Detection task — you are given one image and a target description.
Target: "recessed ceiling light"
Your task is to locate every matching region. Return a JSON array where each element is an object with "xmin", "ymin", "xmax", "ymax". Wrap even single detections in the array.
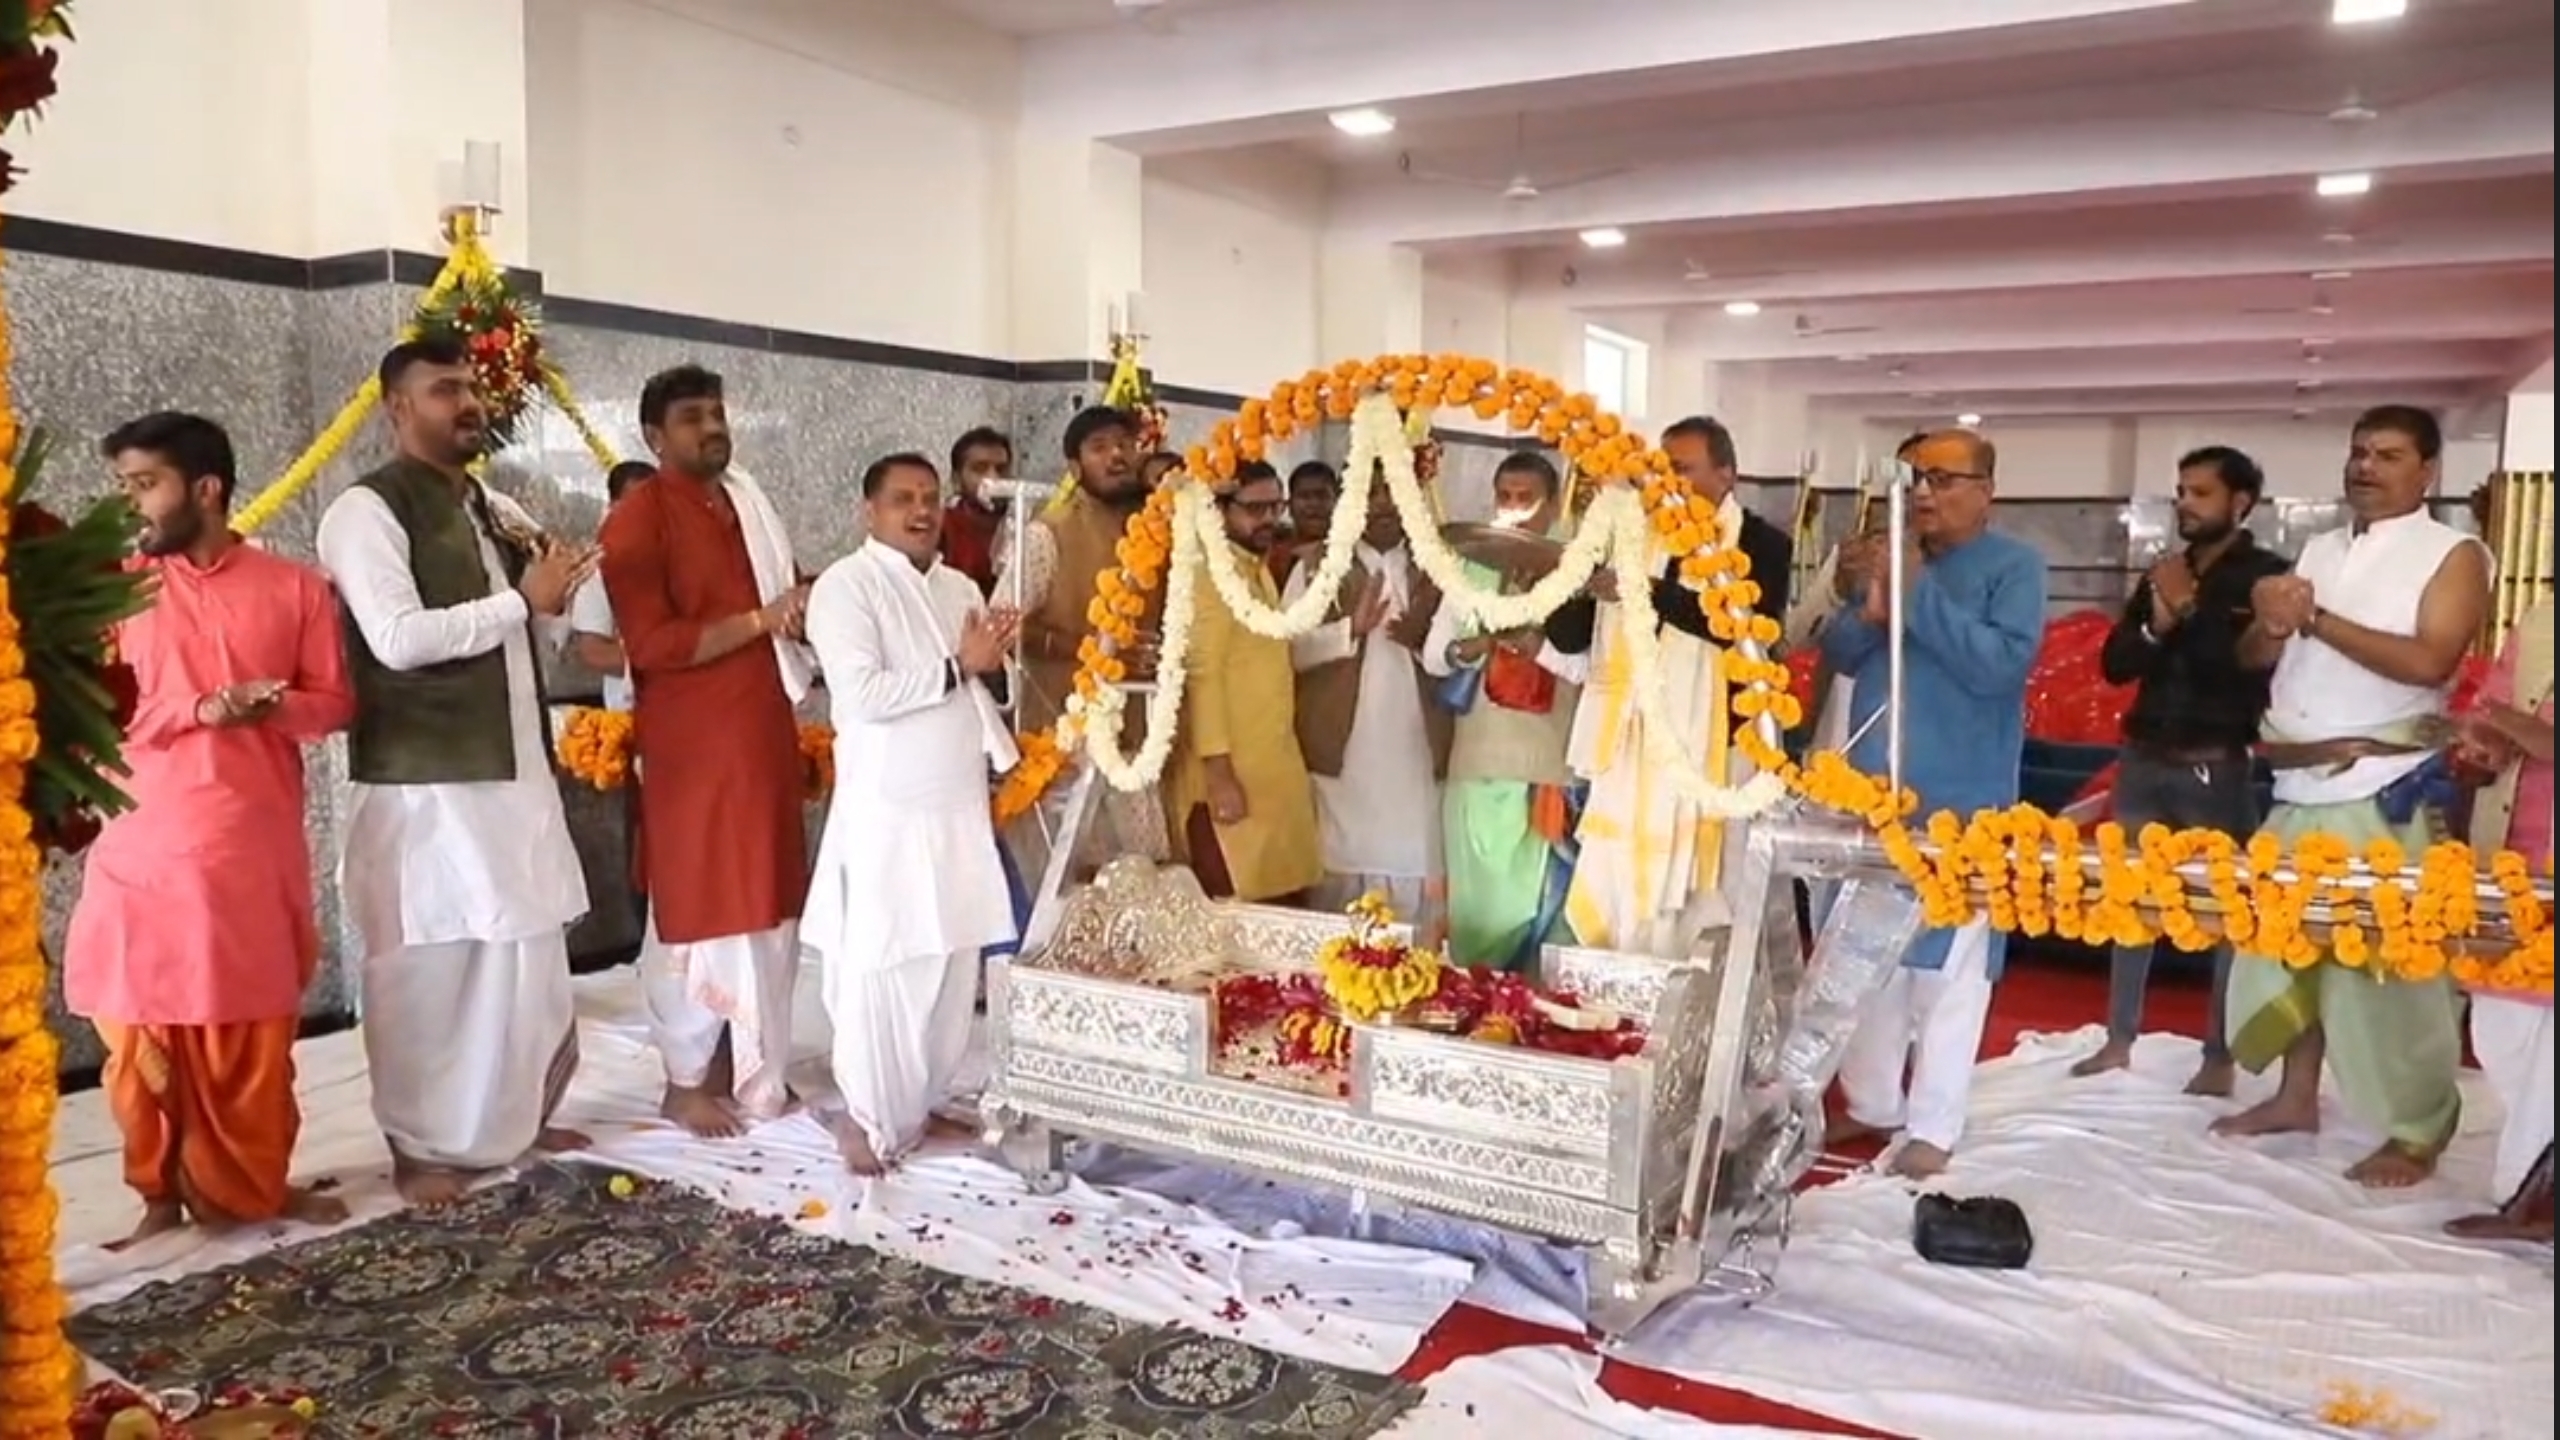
[
  {"xmin": 1837, "ymin": 353, "xmax": 1871, "ymax": 363},
  {"xmin": 1957, "ymin": 413, "xmax": 1983, "ymax": 427},
  {"xmin": 2470, "ymin": 430, "xmax": 2497, "ymax": 441},
  {"xmin": 1327, "ymin": 108, "xmax": 1396, "ymax": 138},
  {"xmin": 2316, "ymin": 172, "xmax": 2373, "ymax": 198},
  {"xmin": 1723, "ymin": 300, "xmax": 1762, "ymax": 317},
  {"xmin": 2331, "ymin": 0, "xmax": 2407, "ymax": 24},
  {"xmin": 2322, "ymin": 230, "xmax": 2359, "ymax": 246},
  {"xmin": 1579, "ymin": 227, "xmax": 1627, "ymax": 249},
  {"xmin": 2303, "ymin": 336, "xmax": 2336, "ymax": 347},
  {"xmin": 2310, "ymin": 269, "xmax": 2356, "ymax": 282}
]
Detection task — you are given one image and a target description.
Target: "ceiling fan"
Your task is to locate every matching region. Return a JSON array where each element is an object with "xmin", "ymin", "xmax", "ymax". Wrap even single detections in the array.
[
  {"xmin": 1398, "ymin": 114, "xmax": 1629, "ymax": 203},
  {"xmin": 1792, "ymin": 312, "xmax": 1879, "ymax": 339},
  {"xmin": 1681, "ymin": 258, "xmax": 1802, "ymax": 284},
  {"xmin": 2243, "ymin": 78, "xmax": 2474, "ymax": 124}
]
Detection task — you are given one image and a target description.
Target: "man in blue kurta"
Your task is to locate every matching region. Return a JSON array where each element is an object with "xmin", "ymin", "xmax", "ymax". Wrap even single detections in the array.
[{"xmin": 1818, "ymin": 430, "xmax": 2049, "ymax": 1178}]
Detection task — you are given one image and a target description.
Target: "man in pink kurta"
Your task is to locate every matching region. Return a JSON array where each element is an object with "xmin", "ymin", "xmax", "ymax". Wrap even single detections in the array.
[{"xmin": 66, "ymin": 413, "xmax": 356, "ymax": 1243}]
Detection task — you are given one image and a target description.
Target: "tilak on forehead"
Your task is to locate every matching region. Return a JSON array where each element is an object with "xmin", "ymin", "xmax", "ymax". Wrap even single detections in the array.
[{"xmin": 1907, "ymin": 433, "xmax": 1987, "ymax": 475}]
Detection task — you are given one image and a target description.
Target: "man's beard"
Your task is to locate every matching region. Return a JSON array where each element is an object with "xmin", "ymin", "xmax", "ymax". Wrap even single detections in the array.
[
  {"xmin": 138, "ymin": 511, "xmax": 202, "ymax": 557},
  {"xmin": 2176, "ymin": 515, "xmax": 2234, "ymax": 545}
]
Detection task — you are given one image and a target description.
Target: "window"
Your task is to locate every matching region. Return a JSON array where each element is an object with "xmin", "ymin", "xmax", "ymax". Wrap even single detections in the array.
[{"xmin": 1581, "ymin": 324, "xmax": 1649, "ymax": 421}]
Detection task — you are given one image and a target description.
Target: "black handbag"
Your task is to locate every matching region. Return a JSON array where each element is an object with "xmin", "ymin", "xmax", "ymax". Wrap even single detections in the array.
[{"xmin": 1912, "ymin": 1192, "xmax": 2034, "ymax": 1270}]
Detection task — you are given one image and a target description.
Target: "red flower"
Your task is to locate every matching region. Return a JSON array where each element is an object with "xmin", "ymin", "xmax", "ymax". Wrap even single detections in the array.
[
  {"xmin": 10, "ymin": 498, "xmax": 66, "ymax": 541},
  {"xmin": 99, "ymin": 661, "xmax": 140, "ymax": 728},
  {"xmin": 0, "ymin": 45, "xmax": 60, "ymax": 117}
]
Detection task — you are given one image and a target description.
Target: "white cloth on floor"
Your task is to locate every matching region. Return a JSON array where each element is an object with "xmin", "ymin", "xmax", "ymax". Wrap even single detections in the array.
[
  {"xmin": 1839, "ymin": 916, "xmax": 1995, "ymax": 1152},
  {"xmin": 2469, "ymin": 993, "xmax": 2554, "ymax": 1199},
  {"xmin": 360, "ymin": 934, "xmax": 576, "ymax": 1171},
  {"xmin": 640, "ymin": 916, "xmax": 800, "ymax": 1117},
  {"xmin": 825, "ymin": 949, "xmax": 979, "ymax": 1156},
  {"xmin": 318, "ymin": 484, "xmax": 590, "ymax": 956}
]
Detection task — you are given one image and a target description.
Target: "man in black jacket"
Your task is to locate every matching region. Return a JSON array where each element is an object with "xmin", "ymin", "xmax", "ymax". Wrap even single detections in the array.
[
  {"xmin": 2073, "ymin": 444, "xmax": 2290, "ymax": 1095},
  {"xmin": 1544, "ymin": 415, "xmax": 1792, "ymax": 957}
]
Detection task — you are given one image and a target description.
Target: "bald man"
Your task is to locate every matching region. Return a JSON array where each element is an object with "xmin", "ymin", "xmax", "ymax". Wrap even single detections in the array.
[{"xmin": 1820, "ymin": 430, "xmax": 2049, "ymax": 1178}]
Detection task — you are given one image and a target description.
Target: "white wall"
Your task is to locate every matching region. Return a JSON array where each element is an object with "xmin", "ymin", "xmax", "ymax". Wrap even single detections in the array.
[
  {"xmin": 11, "ymin": 0, "xmax": 314, "ymax": 255},
  {"xmin": 1811, "ymin": 412, "xmax": 2501, "ymax": 499},
  {"xmin": 2505, "ymin": 360, "xmax": 2555, "ymax": 472},
  {"xmin": 524, "ymin": 0, "xmax": 1016, "ymax": 356},
  {"xmin": 1138, "ymin": 152, "xmax": 1327, "ymax": 397}
]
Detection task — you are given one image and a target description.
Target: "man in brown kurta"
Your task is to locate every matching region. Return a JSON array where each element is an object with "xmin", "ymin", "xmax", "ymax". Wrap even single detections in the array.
[
  {"xmin": 1000, "ymin": 406, "xmax": 1170, "ymax": 863},
  {"xmin": 602, "ymin": 363, "xmax": 813, "ymax": 1137}
]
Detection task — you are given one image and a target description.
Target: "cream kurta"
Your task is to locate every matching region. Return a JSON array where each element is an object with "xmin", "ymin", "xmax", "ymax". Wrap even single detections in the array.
[
  {"xmin": 1167, "ymin": 542, "xmax": 1325, "ymax": 902},
  {"xmin": 1283, "ymin": 544, "xmax": 1443, "ymax": 885}
]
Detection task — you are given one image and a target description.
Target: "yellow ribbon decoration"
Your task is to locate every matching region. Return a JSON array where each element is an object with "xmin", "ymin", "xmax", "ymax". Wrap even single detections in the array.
[{"xmin": 234, "ymin": 212, "xmax": 620, "ymax": 536}]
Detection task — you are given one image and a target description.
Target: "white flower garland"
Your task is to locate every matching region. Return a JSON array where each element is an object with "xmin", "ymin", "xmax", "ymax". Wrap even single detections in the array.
[
  {"xmin": 1059, "ymin": 486, "xmax": 1208, "ymax": 791},
  {"xmin": 1067, "ymin": 391, "xmax": 1786, "ymax": 818}
]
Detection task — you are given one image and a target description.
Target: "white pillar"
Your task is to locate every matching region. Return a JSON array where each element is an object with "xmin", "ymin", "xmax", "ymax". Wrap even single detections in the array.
[{"xmin": 1008, "ymin": 134, "xmax": 1143, "ymax": 361}]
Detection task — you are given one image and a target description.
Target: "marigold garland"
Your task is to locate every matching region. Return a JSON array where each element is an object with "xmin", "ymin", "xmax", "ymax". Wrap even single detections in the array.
[
  {"xmin": 0, "ymin": 38, "xmax": 84, "ymax": 1422},
  {"xmin": 1315, "ymin": 890, "xmax": 1446, "ymax": 1022},
  {"xmin": 551, "ymin": 708, "xmax": 837, "ymax": 803}
]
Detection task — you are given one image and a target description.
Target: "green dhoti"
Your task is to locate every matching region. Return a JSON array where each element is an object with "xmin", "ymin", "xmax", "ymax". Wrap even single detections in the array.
[
  {"xmin": 1442, "ymin": 779, "xmax": 1572, "ymax": 972},
  {"xmin": 2226, "ymin": 798, "xmax": 2464, "ymax": 1150}
]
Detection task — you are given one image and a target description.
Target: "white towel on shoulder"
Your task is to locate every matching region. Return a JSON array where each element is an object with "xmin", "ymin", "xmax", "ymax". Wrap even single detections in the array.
[{"xmin": 725, "ymin": 466, "xmax": 817, "ymax": 702}]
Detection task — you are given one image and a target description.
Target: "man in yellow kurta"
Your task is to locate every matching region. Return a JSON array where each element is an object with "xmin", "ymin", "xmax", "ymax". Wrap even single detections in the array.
[{"xmin": 1168, "ymin": 462, "xmax": 1324, "ymax": 903}]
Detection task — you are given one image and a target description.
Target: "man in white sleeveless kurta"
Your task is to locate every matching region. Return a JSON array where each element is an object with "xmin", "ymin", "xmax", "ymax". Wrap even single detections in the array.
[{"xmin": 2212, "ymin": 406, "xmax": 2491, "ymax": 1189}]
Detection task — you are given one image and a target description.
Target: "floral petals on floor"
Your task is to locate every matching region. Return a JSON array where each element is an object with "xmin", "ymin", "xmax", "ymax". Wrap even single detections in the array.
[{"xmin": 66, "ymin": 1162, "xmax": 1425, "ymax": 1439}]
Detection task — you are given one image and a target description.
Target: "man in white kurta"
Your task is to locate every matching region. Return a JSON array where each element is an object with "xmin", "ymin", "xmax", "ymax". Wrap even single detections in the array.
[
  {"xmin": 316, "ymin": 340, "xmax": 596, "ymax": 1207},
  {"xmin": 803, "ymin": 453, "xmax": 1021, "ymax": 1174},
  {"xmin": 1282, "ymin": 485, "xmax": 1447, "ymax": 927}
]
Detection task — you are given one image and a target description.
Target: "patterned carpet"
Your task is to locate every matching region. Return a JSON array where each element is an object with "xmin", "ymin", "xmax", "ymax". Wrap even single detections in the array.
[{"xmin": 68, "ymin": 1164, "xmax": 1424, "ymax": 1438}]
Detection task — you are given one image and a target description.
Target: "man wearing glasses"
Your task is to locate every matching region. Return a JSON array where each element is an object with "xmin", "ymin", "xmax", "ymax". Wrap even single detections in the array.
[
  {"xmin": 1821, "ymin": 429, "xmax": 2050, "ymax": 1179},
  {"xmin": 1165, "ymin": 461, "xmax": 1323, "ymax": 902}
]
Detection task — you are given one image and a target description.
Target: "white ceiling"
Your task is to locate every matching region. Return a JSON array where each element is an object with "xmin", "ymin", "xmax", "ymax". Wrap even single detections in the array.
[{"xmin": 944, "ymin": 0, "xmax": 2556, "ymax": 427}]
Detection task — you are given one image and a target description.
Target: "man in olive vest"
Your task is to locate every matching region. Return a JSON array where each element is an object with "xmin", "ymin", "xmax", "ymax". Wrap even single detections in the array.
[{"xmin": 315, "ymin": 338, "xmax": 598, "ymax": 1208}]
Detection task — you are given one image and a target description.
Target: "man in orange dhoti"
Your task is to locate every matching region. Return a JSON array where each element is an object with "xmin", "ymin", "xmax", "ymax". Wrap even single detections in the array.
[
  {"xmin": 67, "ymin": 413, "xmax": 357, "ymax": 1241},
  {"xmin": 603, "ymin": 364, "xmax": 814, "ymax": 1136}
]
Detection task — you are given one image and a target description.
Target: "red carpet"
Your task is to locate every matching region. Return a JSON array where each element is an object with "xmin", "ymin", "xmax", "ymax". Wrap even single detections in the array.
[{"xmin": 1391, "ymin": 948, "xmax": 2211, "ymax": 1434}]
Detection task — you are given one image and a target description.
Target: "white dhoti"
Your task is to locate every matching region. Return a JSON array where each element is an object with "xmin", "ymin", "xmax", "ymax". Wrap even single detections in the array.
[
  {"xmin": 823, "ymin": 949, "xmax": 979, "ymax": 1156},
  {"xmin": 640, "ymin": 916, "xmax": 800, "ymax": 1118},
  {"xmin": 361, "ymin": 935, "xmax": 579, "ymax": 1172},
  {"xmin": 1838, "ymin": 918, "xmax": 1995, "ymax": 1153},
  {"xmin": 2470, "ymin": 994, "xmax": 2555, "ymax": 1200}
]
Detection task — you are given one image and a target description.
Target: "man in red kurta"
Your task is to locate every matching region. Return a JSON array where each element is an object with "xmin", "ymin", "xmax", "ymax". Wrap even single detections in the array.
[
  {"xmin": 602, "ymin": 365, "xmax": 813, "ymax": 1136},
  {"xmin": 68, "ymin": 412, "xmax": 356, "ymax": 1241}
]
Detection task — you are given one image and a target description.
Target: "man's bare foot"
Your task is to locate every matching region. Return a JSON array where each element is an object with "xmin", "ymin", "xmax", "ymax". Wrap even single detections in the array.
[
  {"xmin": 660, "ymin": 1085, "xmax": 744, "ymax": 1139},
  {"xmin": 534, "ymin": 1126, "xmax": 593, "ymax": 1154},
  {"xmin": 2346, "ymin": 1140, "xmax": 2437, "ymax": 1190},
  {"xmin": 104, "ymin": 1201, "xmax": 187, "ymax": 1252},
  {"xmin": 2069, "ymin": 1041, "xmax": 2133, "ymax": 1079},
  {"xmin": 2182, "ymin": 1059, "xmax": 2237, "ymax": 1098},
  {"xmin": 2444, "ymin": 1211, "xmax": 2555, "ymax": 1243},
  {"xmin": 829, "ymin": 1117, "xmax": 888, "ymax": 1178},
  {"xmin": 393, "ymin": 1166, "xmax": 477, "ymax": 1210},
  {"xmin": 1891, "ymin": 1141, "xmax": 1952, "ymax": 1180},
  {"xmin": 1824, "ymin": 1115, "xmax": 1891, "ymax": 1149},
  {"xmin": 2209, "ymin": 1096, "xmax": 2319, "ymax": 1139},
  {"xmin": 283, "ymin": 1186, "xmax": 350, "ymax": 1226}
]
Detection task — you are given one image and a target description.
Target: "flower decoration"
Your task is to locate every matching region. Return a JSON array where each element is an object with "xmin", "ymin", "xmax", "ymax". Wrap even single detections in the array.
[
  {"xmin": 553, "ymin": 708, "xmax": 839, "ymax": 804},
  {"xmin": 554, "ymin": 706, "xmax": 635, "ymax": 791},
  {"xmin": 73, "ymin": 1381, "xmax": 319, "ymax": 1439},
  {"xmin": 993, "ymin": 727, "xmax": 1069, "ymax": 824},
  {"xmin": 2, "ymin": 430, "xmax": 149, "ymax": 854},
  {"xmin": 410, "ymin": 266, "xmax": 550, "ymax": 448},
  {"xmin": 1315, "ymin": 890, "xmax": 1446, "ymax": 1022},
  {"xmin": 0, "ymin": 1, "xmax": 72, "ymax": 197},
  {"xmin": 230, "ymin": 211, "xmax": 620, "ymax": 537}
]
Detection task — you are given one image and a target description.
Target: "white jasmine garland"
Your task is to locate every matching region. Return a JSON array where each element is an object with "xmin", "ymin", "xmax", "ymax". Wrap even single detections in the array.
[
  {"xmin": 1061, "ymin": 486, "xmax": 1208, "ymax": 791},
  {"xmin": 1608, "ymin": 517, "xmax": 1790, "ymax": 820}
]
